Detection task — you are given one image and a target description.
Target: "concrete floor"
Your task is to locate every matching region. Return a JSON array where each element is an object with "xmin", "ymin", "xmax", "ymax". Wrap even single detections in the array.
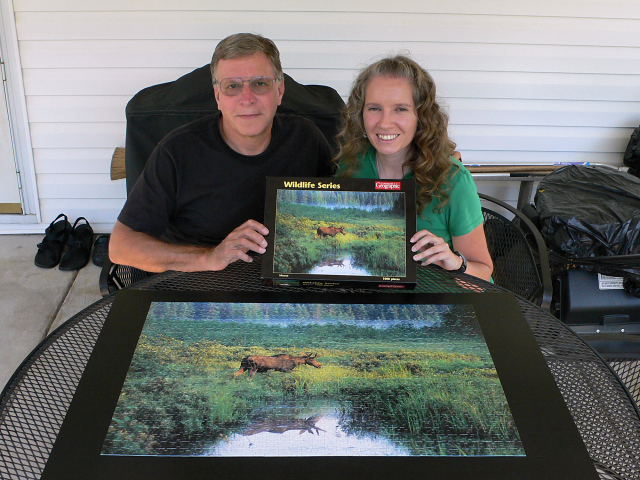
[{"xmin": 0, "ymin": 234, "xmax": 103, "ymax": 393}]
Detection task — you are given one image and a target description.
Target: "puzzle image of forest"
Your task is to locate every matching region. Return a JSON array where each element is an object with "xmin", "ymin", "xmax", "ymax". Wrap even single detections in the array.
[
  {"xmin": 101, "ymin": 302, "xmax": 524, "ymax": 457},
  {"xmin": 273, "ymin": 189, "xmax": 407, "ymax": 277}
]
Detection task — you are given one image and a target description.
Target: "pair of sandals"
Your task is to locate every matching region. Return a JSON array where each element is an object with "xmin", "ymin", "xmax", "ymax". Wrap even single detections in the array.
[{"xmin": 34, "ymin": 214, "xmax": 94, "ymax": 270}]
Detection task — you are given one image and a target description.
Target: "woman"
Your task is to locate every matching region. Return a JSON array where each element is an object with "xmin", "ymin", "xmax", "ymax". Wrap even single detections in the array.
[{"xmin": 334, "ymin": 55, "xmax": 493, "ymax": 281}]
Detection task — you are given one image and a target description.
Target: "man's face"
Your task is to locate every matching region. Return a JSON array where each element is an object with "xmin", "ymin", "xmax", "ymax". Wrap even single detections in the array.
[{"xmin": 214, "ymin": 52, "xmax": 284, "ymax": 155}]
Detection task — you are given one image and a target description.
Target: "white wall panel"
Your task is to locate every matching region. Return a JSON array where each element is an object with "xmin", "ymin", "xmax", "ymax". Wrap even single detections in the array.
[
  {"xmin": 19, "ymin": 40, "xmax": 215, "ymax": 68},
  {"xmin": 25, "ymin": 67, "xmax": 640, "ymax": 103},
  {"xmin": 431, "ymin": 71, "xmax": 640, "ymax": 102},
  {"xmin": 448, "ymin": 125, "xmax": 632, "ymax": 153},
  {"xmin": 22, "ymin": 68, "xmax": 192, "ymax": 95},
  {"xmin": 26, "ymin": 96, "xmax": 129, "ymax": 123},
  {"xmin": 33, "ymin": 149, "xmax": 114, "ymax": 174},
  {"xmin": 448, "ymin": 99, "xmax": 640, "ymax": 128},
  {"xmin": 19, "ymin": 40, "xmax": 640, "ymax": 76},
  {"xmin": 36, "ymin": 174, "xmax": 122, "ymax": 199},
  {"xmin": 39, "ymin": 197, "xmax": 126, "ymax": 234},
  {"xmin": 15, "ymin": 11, "xmax": 640, "ymax": 47},
  {"xmin": 37, "ymin": 174, "xmax": 127, "ymax": 231},
  {"xmin": 29, "ymin": 123, "xmax": 124, "ymax": 149},
  {"xmin": 12, "ymin": 0, "xmax": 640, "ymax": 19},
  {"xmin": 6, "ymin": 2, "xmax": 639, "ymax": 230}
]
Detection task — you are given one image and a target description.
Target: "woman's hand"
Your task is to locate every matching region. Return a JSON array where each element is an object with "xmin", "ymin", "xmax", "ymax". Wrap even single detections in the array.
[
  {"xmin": 410, "ymin": 229, "xmax": 463, "ymax": 271},
  {"xmin": 410, "ymin": 225, "xmax": 494, "ymax": 281}
]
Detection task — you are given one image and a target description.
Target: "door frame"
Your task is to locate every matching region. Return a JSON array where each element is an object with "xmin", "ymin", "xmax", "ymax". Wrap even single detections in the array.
[{"xmin": 0, "ymin": 0, "xmax": 40, "ymax": 225}]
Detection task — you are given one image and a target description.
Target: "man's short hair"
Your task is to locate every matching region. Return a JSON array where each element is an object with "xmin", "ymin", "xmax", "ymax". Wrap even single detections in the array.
[{"xmin": 210, "ymin": 33, "xmax": 283, "ymax": 83}]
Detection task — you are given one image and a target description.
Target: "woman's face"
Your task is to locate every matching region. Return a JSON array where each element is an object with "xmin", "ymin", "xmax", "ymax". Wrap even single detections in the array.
[{"xmin": 362, "ymin": 75, "xmax": 418, "ymax": 162}]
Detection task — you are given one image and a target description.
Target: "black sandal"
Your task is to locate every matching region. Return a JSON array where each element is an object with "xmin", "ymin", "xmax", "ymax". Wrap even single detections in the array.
[
  {"xmin": 35, "ymin": 214, "xmax": 72, "ymax": 268},
  {"xmin": 59, "ymin": 217, "xmax": 94, "ymax": 271}
]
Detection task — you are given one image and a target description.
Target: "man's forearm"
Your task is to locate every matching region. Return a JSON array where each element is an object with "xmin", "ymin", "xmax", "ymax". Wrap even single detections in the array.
[{"xmin": 109, "ymin": 221, "xmax": 211, "ymax": 273}]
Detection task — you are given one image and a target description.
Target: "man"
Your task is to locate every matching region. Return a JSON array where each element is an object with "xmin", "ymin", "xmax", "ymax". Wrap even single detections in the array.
[{"xmin": 109, "ymin": 33, "xmax": 333, "ymax": 272}]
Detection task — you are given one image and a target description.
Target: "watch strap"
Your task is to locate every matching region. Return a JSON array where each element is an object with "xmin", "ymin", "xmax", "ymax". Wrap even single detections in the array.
[{"xmin": 452, "ymin": 250, "xmax": 467, "ymax": 273}]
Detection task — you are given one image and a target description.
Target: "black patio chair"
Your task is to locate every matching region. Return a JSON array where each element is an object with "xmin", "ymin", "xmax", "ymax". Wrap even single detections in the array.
[
  {"xmin": 478, "ymin": 193, "xmax": 553, "ymax": 312},
  {"xmin": 100, "ymin": 65, "xmax": 345, "ymax": 296}
]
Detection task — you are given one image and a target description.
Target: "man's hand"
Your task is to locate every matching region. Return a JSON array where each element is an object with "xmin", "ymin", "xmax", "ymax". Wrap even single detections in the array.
[
  {"xmin": 109, "ymin": 220, "xmax": 269, "ymax": 273},
  {"xmin": 205, "ymin": 220, "xmax": 269, "ymax": 270}
]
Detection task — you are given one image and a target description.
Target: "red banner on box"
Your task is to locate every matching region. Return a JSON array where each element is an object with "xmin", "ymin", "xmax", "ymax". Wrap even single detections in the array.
[{"xmin": 375, "ymin": 181, "xmax": 402, "ymax": 190}]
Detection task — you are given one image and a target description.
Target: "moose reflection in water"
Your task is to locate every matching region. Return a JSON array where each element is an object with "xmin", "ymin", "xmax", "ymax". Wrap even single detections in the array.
[
  {"xmin": 318, "ymin": 257, "xmax": 345, "ymax": 268},
  {"xmin": 241, "ymin": 415, "xmax": 326, "ymax": 436},
  {"xmin": 273, "ymin": 189, "xmax": 407, "ymax": 277},
  {"xmin": 309, "ymin": 255, "xmax": 371, "ymax": 276},
  {"xmin": 235, "ymin": 353, "xmax": 322, "ymax": 378}
]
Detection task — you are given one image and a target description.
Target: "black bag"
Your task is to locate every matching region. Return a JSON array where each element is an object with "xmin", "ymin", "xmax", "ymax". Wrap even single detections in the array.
[
  {"xmin": 624, "ymin": 124, "xmax": 640, "ymax": 178},
  {"xmin": 535, "ymin": 165, "xmax": 640, "ymax": 258},
  {"xmin": 124, "ymin": 66, "xmax": 345, "ymax": 194}
]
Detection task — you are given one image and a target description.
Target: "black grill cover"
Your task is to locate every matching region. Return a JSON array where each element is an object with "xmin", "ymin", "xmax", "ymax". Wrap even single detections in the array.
[
  {"xmin": 535, "ymin": 165, "xmax": 640, "ymax": 258},
  {"xmin": 124, "ymin": 65, "xmax": 345, "ymax": 194}
]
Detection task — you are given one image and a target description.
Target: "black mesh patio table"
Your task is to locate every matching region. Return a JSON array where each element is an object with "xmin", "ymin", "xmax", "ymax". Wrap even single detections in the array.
[{"xmin": 1, "ymin": 260, "xmax": 639, "ymax": 480}]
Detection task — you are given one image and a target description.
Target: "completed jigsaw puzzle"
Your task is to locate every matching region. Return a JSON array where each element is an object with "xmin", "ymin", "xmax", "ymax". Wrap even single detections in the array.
[{"xmin": 101, "ymin": 301, "xmax": 524, "ymax": 457}]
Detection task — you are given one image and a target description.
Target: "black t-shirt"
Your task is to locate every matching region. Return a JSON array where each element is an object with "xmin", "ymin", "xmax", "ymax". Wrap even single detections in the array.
[{"xmin": 118, "ymin": 112, "xmax": 333, "ymax": 246}]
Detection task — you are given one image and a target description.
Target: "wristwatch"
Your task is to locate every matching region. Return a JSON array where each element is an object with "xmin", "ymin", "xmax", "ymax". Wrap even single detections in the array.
[{"xmin": 452, "ymin": 251, "xmax": 467, "ymax": 274}]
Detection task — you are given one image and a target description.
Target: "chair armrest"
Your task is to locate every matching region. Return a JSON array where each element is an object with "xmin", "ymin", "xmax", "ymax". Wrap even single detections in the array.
[
  {"xmin": 99, "ymin": 258, "xmax": 114, "ymax": 296},
  {"xmin": 99, "ymin": 257, "xmax": 156, "ymax": 296}
]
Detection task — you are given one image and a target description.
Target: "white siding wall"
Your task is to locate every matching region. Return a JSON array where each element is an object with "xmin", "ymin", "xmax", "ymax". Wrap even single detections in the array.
[{"xmin": 10, "ymin": 0, "xmax": 640, "ymax": 232}]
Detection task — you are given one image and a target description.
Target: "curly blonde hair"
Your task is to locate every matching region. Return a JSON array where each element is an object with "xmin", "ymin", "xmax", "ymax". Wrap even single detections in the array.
[{"xmin": 333, "ymin": 55, "xmax": 457, "ymax": 214}]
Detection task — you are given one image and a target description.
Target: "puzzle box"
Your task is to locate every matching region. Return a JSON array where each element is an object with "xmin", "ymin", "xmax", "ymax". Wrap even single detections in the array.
[{"xmin": 261, "ymin": 177, "xmax": 417, "ymax": 289}]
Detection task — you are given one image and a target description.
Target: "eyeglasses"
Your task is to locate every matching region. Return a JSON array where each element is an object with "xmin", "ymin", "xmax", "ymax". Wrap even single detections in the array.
[{"xmin": 215, "ymin": 76, "xmax": 281, "ymax": 96}]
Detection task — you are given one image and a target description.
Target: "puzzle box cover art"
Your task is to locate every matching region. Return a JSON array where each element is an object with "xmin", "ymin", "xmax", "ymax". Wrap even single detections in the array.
[{"xmin": 261, "ymin": 177, "xmax": 417, "ymax": 289}]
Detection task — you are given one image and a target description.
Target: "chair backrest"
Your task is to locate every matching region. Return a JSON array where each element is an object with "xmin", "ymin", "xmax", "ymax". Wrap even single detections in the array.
[
  {"xmin": 479, "ymin": 193, "xmax": 552, "ymax": 311},
  {"xmin": 124, "ymin": 66, "xmax": 345, "ymax": 193}
]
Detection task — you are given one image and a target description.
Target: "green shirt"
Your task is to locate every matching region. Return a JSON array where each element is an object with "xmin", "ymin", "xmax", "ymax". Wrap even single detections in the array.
[{"xmin": 338, "ymin": 147, "xmax": 484, "ymax": 248}]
